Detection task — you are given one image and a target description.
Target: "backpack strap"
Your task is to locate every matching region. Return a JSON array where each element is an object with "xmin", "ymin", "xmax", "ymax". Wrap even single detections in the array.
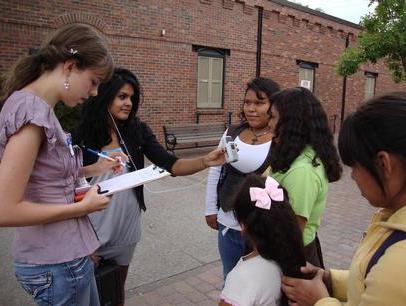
[
  {"xmin": 226, "ymin": 122, "xmax": 249, "ymax": 139},
  {"xmin": 365, "ymin": 230, "xmax": 406, "ymax": 278},
  {"xmin": 225, "ymin": 121, "xmax": 272, "ymax": 174}
]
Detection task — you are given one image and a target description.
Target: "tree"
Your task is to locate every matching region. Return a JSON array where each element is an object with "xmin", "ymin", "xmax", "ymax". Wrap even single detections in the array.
[
  {"xmin": 54, "ymin": 102, "xmax": 83, "ymax": 132},
  {"xmin": 336, "ymin": 0, "xmax": 406, "ymax": 83}
]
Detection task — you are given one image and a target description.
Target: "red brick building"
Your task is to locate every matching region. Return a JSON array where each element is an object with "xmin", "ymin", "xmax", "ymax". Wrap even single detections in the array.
[{"xmin": 1, "ymin": 0, "xmax": 405, "ymax": 140}]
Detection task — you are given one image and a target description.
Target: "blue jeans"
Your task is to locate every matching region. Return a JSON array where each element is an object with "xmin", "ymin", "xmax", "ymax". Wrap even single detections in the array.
[
  {"xmin": 14, "ymin": 256, "xmax": 100, "ymax": 306},
  {"xmin": 218, "ymin": 223, "xmax": 246, "ymax": 280}
]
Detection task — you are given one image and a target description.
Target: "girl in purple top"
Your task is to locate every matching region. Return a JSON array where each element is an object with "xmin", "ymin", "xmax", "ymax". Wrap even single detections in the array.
[{"xmin": 0, "ymin": 24, "xmax": 120, "ymax": 305}]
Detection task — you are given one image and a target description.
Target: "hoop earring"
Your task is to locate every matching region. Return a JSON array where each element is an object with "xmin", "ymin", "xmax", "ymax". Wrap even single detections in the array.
[{"xmin": 64, "ymin": 76, "xmax": 70, "ymax": 90}]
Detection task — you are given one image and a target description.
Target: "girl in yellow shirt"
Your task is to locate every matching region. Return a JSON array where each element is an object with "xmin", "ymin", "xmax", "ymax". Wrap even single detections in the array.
[{"xmin": 282, "ymin": 92, "xmax": 406, "ymax": 306}]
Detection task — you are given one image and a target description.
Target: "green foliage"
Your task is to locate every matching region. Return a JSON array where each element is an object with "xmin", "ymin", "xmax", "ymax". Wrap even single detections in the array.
[
  {"xmin": 337, "ymin": 0, "xmax": 406, "ymax": 83},
  {"xmin": 336, "ymin": 47, "xmax": 364, "ymax": 76},
  {"xmin": 54, "ymin": 102, "xmax": 83, "ymax": 132}
]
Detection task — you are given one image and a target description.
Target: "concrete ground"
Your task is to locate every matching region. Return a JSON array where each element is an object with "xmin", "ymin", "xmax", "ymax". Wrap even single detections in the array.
[
  {"xmin": 0, "ymin": 148, "xmax": 375, "ymax": 306},
  {"xmin": 124, "ymin": 159, "xmax": 375, "ymax": 306}
]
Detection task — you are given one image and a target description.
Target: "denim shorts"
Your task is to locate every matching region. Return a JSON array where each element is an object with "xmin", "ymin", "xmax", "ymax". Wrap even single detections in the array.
[
  {"xmin": 218, "ymin": 223, "xmax": 246, "ymax": 280},
  {"xmin": 14, "ymin": 256, "xmax": 100, "ymax": 306}
]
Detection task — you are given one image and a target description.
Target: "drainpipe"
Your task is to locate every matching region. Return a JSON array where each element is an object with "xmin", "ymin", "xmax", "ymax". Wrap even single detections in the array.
[
  {"xmin": 340, "ymin": 33, "xmax": 350, "ymax": 127},
  {"xmin": 256, "ymin": 7, "xmax": 263, "ymax": 78}
]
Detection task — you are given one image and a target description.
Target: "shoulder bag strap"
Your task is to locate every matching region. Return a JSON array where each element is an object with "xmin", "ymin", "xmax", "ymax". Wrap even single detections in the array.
[{"xmin": 365, "ymin": 230, "xmax": 406, "ymax": 278}]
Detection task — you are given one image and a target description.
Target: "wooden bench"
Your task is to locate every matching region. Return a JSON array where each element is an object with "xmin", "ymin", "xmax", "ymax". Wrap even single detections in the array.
[{"xmin": 163, "ymin": 122, "xmax": 227, "ymax": 154}]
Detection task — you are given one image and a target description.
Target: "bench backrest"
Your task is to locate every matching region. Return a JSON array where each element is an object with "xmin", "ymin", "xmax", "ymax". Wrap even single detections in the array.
[{"xmin": 163, "ymin": 123, "xmax": 226, "ymax": 137}]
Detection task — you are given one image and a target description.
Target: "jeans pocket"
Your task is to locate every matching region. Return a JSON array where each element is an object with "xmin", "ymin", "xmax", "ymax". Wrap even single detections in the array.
[
  {"xmin": 69, "ymin": 256, "xmax": 92, "ymax": 281},
  {"xmin": 15, "ymin": 271, "xmax": 52, "ymax": 303}
]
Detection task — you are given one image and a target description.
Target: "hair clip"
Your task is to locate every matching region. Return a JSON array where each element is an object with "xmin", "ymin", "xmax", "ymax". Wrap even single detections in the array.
[
  {"xmin": 249, "ymin": 177, "xmax": 284, "ymax": 210},
  {"xmin": 69, "ymin": 48, "xmax": 78, "ymax": 55}
]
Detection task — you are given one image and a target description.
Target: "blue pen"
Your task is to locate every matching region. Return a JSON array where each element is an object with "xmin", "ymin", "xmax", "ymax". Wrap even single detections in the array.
[
  {"xmin": 66, "ymin": 136, "xmax": 75, "ymax": 157},
  {"xmin": 85, "ymin": 147, "xmax": 126, "ymax": 167}
]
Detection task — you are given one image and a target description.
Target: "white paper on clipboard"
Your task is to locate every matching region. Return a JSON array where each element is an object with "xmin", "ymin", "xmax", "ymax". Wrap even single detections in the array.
[{"xmin": 97, "ymin": 164, "xmax": 170, "ymax": 196}]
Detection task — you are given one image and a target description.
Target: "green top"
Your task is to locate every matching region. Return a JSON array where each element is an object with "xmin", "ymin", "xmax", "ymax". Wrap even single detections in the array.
[{"xmin": 271, "ymin": 146, "xmax": 328, "ymax": 246}]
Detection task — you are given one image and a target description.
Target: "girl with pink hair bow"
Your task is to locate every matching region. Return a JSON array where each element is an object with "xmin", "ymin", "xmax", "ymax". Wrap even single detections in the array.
[{"xmin": 219, "ymin": 174, "xmax": 308, "ymax": 306}]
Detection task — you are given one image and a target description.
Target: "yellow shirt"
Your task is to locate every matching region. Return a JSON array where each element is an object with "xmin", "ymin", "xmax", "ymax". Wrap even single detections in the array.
[{"xmin": 316, "ymin": 205, "xmax": 406, "ymax": 306}]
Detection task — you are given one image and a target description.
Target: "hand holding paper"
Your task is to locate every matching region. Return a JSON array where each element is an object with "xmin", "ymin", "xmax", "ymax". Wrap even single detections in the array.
[
  {"xmin": 96, "ymin": 164, "xmax": 170, "ymax": 196},
  {"xmin": 77, "ymin": 185, "xmax": 111, "ymax": 213},
  {"xmin": 74, "ymin": 165, "xmax": 170, "ymax": 200}
]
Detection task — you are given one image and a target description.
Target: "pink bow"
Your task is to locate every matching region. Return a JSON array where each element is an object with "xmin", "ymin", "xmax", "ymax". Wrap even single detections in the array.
[{"xmin": 249, "ymin": 177, "xmax": 284, "ymax": 210}]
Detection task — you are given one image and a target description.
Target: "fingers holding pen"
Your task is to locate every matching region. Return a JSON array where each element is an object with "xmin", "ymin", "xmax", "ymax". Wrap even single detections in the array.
[
  {"xmin": 108, "ymin": 151, "xmax": 128, "ymax": 174},
  {"xmin": 81, "ymin": 145, "xmax": 127, "ymax": 173}
]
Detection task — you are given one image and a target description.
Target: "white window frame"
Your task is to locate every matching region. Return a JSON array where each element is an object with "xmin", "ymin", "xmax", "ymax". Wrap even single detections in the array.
[
  {"xmin": 297, "ymin": 60, "xmax": 318, "ymax": 92},
  {"xmin": 193, "ymin": 46, "xmax": 228, "ymax": 109},
  {"xmin": 197, "ymin": 55, "xmax": 223, "ymax": 108}
]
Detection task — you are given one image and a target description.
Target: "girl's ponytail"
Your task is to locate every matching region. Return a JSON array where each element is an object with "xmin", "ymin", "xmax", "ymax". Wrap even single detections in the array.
[
  {"xmin": 1, "ymin": 54, "xmax": 43, "ymax": 104},
  {"xmin": 1, "ymin": 23, "xmax": 113, "ymax": 105}
]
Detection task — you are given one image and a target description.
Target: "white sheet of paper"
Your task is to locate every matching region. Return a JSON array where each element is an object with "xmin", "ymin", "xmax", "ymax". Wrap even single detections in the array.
[{"xmin": 97, "ymin": 164, "xmax": 171, "ymax": 196}]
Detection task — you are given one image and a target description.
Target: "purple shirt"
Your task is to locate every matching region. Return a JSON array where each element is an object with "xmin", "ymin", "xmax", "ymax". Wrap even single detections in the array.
[{"xmin": 0, "ymin": 91, "xmax": 99, "ymax": 264}]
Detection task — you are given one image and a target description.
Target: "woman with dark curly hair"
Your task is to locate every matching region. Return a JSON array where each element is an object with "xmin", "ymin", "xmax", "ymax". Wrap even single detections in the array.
[
  {"xmin": 268, "ymin": 87, "xmax": 342, "ymax": 268},
  {"xmin": 219, "ymin": 174, "xmax": 307, "ymax": 306}
]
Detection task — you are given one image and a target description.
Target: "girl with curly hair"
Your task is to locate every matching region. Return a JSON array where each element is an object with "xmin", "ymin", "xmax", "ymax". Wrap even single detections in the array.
[
  {"xmin": 268, "ymin": 87, "xmax": 342, "ymax": 267},
  {"xmin": 219, "ymin": 174, "xmax": 307, "ymax": 306}
]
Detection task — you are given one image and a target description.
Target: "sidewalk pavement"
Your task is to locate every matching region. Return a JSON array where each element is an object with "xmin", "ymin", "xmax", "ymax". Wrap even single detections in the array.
[
  {"xmin": 0, "ymin": 148, "xmax": 376, "ymax": 306},
  {"xmin": 125, "ymin": 160, "xmax": 375, "ymax": 306}
]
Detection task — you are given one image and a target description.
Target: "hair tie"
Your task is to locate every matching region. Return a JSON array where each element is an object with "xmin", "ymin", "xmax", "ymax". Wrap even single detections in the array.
[{"xmin": 249, "ymin": 177, "xmax": 284, "ymax": 210}]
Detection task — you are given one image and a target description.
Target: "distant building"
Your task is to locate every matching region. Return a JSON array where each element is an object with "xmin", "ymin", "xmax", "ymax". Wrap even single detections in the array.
[{"xmin": 1, "ymin": 0, "xmax": 405, "ymax": 139}]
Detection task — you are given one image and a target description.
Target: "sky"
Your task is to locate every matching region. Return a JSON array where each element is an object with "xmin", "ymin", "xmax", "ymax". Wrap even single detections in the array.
[{"xmin": 289, "ymin": 0, "xmax": 377, "ymax": 24}]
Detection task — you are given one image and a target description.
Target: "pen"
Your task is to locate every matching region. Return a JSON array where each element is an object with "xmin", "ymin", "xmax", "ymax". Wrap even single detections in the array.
[
  {"xmin": 66, "ymin": 136, "xmax": 75, "ymax": 157},
  {"xmin": 85, "ymin": 147, "xmax": 127, "ymax": 167}
]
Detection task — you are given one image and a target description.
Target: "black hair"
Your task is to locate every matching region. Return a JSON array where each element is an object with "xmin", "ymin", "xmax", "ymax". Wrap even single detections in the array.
[
  {"xmin": 338, "ymin": 92, "xmax": 406, "ymax": 191},
  {"xmin": 233, "ymin": 174, "xmax": 306, "ymax": 306},
  {"xmin": 269, "ymin": 87, "xmax": 342, "ymax": 182},
  {"xmin": 239, "ymin": 77, "xmax": 281, "ymax": 121},
  {"xmin": 73, "ymin": 67, "xmax": 142, "ymax": 150}
]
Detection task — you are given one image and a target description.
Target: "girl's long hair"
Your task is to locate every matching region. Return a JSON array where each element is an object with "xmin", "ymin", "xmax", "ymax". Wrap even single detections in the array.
[
  {"xmin": 233, "ymin": 174, "xmax": 307, "ymax": 306},
  {"xmin": 1, "ymin": 23, "xmax": 113, "ymax": 104},
  {"xmin": 270, "ymin": 87, "xmax": 342, "ymax": 182}
]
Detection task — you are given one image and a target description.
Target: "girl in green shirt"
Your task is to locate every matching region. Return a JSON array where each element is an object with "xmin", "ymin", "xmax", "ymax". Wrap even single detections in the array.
[{"xmin": 268, "ymin": 87, "xmax": 342, "ymax": 267}]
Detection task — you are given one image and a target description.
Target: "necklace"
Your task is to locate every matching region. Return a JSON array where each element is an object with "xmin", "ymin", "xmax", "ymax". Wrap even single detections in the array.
[{"xmin": 250, "ymin": 127, "xmax": 271, "ymax": 145}]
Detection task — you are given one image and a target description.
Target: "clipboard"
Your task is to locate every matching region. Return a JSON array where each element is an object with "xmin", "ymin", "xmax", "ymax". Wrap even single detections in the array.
[{"xmin": 96, "ymin": 164, "xmax": 171, "ymax": 196}]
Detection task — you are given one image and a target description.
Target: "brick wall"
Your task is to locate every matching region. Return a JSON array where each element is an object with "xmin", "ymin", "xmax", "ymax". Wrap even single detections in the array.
[{"xmin": 1, "ymin": 0, "xmax": 405, "ymax": 140}]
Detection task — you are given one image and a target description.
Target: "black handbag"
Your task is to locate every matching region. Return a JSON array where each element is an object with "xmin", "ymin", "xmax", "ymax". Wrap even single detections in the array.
[
  {"xmin": 217, "ymin": 166, "xmax": 247, "ymax": 212},
  {"xmin": 94, "ymin": 258, "xmax": 123, "ymax": 306}
]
